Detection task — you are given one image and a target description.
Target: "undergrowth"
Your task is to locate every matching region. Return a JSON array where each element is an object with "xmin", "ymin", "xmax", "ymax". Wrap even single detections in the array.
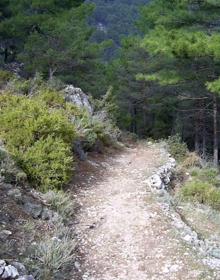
[{"xmin": 0, "ymin": 75, "xmax": 119, "ymax": 191}]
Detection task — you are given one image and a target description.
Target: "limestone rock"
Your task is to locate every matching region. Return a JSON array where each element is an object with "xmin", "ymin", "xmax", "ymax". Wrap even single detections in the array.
[
  {"xmin": 64, "ymin": 85, "xmax": 93, "ymax": 114},
  {"xmin": 23, "ymin": 201, "xmax": 43, "ymax": 219},
  {"xmin": 146, "ymin": 157, "xmax": 176, "ymax": 191},
  {"xmin": 0, "ymin": 230, "xmax": 12, "ymax": 241},
  {"xmin": 17, "ymin": 276, "xmax": 35, "ymax": 280},
  {"xmin": 0, "ymin": 260, "xmax": 6, "ymax": 276},
  {"xmin": 1, "ymin": 265, "xmax": 19, "ymax": 279},
  {"xmin": 7, "ymin": 188, "xmax": 22, "ymax": 203},
  {"xmin": 11, "ymin": 262, "xmax": 27, "ymax": 276},
  {"xmin": 210, "ymin": 248, "xmax": 220, "ymax": 259},
  {"xmin": 41, "ymin": 207, "xmax": 54, "ymax": 221}
]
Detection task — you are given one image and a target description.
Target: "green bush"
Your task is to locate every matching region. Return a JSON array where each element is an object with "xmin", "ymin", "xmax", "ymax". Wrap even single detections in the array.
[
  {"xmin": 190, "ymin": 167, "xmax": 220, "ymax": 186},
  {"xmin": 0, "ymin": 70, "xmax": 12, "ymax": 87},
  {"xmin": 0, "ymin": 93, "xmax": 76, "ymax": 190},
  {"xmin": 20, "ymin": 137, "xmax": 73, "ymax": 191},
  {"xmin": 36, "ymin": 89, "xmax": 66, "ymax": 108},
  {"xmin": 29, "ymin": 227, "xmax": 75, "ymax": 280},
  {"xmin": 43, "ymin": 190, "xmax": 74, "ymax": 221},
  {"xmin": 167, "ymin": 134, "xmax": 188, "ymax": 162},
  {"xmin": 180, "ymin": 180, "xmax": 220, "ymax": 210}
]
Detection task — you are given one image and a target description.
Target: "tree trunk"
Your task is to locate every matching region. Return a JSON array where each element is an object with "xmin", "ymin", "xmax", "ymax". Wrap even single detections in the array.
[
  {"xmin": 213, "ymin": 95, "xmax": 218, "ymax": 167},
  {"xmin": 202, "ymin": 126, "xmax": 206, "ymax": 159},
  {"xmin": 195, "ymin": 116, "xmax": 200, "ymax": 153},
  {"xmin": 49, "ymin": 68, "xmax": 56, "ymax": 80},
  {"xmin": 4, "ymin": 48, "xmax": 8, "ymax": 63}
]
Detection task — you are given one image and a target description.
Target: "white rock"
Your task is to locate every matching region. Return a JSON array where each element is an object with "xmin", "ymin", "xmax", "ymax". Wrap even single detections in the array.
[
  {"xmin": 147, "ymin": 174, "xmax": 164, "ymax": 190},
  {"xmin": 0, "ymin": 260, "xmax": 6, "ymax": 275},
  {"xmin": 1, "ymin": 265, "xmax": 19, "ymax": 279},
  {"xmin": 64, "ymin": 85, "xmax": 93, "ymax": 114}
]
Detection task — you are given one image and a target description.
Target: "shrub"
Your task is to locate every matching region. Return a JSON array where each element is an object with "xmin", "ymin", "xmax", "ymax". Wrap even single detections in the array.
[
  {"xmin": 0, "ymin": 70, "xmax": 12, "ymax": 88},
  {"xmin": 29, "ymin": 228, "xmax": 75, "ymax": 280},
  {"xmin": 190, "ymin": 167, "xmax": 220, "ymax": 186},
  {"xmin": 167, "ymin": 134, "xmax": 188, "ymax": 162},
  {"xmin": 36, "ymin": 89, "xmax": 66, "ymax": 108},
  {"xmin": 20, "ymin": 137, "xmax": 73, "ymax": 191},
  {"xmin": 181, "ymin": 152, "xmax": 202, "ymax": 168},
  {"xmin": 180, "ymin": 180, "xmax": 220, "ymax": 210},
  {"xmin": 5, "ymin": 77, "xmax": 31, "ymax": 95},
  {"xmin": 43, "ymin": 190, "xmax": 74, "ymax": 221},
  {"xmin": 0, "ymin": 93, "xmax": 76, "ymax": 190}
]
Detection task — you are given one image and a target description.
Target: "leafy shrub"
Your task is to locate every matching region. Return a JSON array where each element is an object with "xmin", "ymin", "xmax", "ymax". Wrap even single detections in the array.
[
  {"xmin": 5, "ymin": 77, "xmax": 32, "ymax": 95},
  {"xmin": 43, "ymin": 190, "xmax": 74, "ymax": 221},
  {"xmin": 167, "ymin": 134, "xmax": 188, "ymax": 162},
  {"xmin": 36, "ymin": 89, "xmax": 66, "ymax": 108},
  {"xmin": 180, "ymin": 180, "xmax": 220, "ymax": 210},
  {"xmin": 0, "ymin": 70, "xmax": 12, "ymax": 88},
  {"xmin": 0, "ymin": 93, "xmax": 76, "ymax": 190},
  {"xmin": 20, "ymin": 137, "xmax": 73, "ymax": 191}
]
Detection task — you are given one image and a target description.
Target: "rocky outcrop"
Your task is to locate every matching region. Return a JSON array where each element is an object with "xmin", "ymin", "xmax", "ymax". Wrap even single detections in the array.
[{"xmin": 64, "ymin": 85, "xmax": 93, "ymax": 114}]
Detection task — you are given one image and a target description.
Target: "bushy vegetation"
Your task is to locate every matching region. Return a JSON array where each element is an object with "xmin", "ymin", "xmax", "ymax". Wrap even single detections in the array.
[
  {"xmin": 29, "ymin": 227, "xmax": 76, "ymax": 280},
  {"xmin": 43, "ymin": 190, "xmax": 74, "ymax": 221},
  {"xmin": 0, "ymin": 92, "xmax": 75, "ymax": 190},
  {"xmin": 190, "ymin": 167, "xmax": 220, "ymax": 187},
  {"xmin": 180, "ymin": 180, "xmax": 220, "ymax": 211},
  {"xmin": 167, "ymin": 135, "xmax": 188, "ymax": 162},
  {"xmin": 0, "ymin": 75, "xmax": 119, "ymax": 190}
]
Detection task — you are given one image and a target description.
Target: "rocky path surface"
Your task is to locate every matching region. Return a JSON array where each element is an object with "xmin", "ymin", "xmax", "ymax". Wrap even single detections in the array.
[{"xmin": 72, "ymin": 143, "xmax": 219, "ymax": 280}]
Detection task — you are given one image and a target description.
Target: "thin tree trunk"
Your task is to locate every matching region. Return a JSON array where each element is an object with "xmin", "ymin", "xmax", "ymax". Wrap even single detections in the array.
[
  {"xmin": 49, "ymin": 68, "xmax": 56, "ymax": 80},
  {"xmin": 195, "ymin": 116, "xmax": 200, "ymax": 153},
  {"xmin": 213, "ymin": 95, "xmax": 218, "ymax": 167},
  {"xmin": 202, "ymin": 126, "xmax": 206, "ymax": 159}
]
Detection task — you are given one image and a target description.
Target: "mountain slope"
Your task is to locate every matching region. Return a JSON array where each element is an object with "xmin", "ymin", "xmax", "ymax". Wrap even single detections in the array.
[{"xmin": 86, "ymin": 0, "xmax": 149, "ymax": 58}]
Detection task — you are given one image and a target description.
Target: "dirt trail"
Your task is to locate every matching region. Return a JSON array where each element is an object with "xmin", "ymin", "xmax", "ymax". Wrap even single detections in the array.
[{"xmin": 72, "ymin": 143, "xmax": 218, "ymax": 280}]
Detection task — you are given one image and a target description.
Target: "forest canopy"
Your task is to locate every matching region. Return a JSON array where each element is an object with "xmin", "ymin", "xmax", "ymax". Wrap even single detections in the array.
[{"xmin": 1, "ymin": 0, "xmax": 220, "ymax": 165}]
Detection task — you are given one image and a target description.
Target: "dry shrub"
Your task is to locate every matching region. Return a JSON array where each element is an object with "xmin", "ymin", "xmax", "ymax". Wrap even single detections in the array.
[{"xmin": 182, "ymin": 152, "xmax": 202, "ymax": 168}]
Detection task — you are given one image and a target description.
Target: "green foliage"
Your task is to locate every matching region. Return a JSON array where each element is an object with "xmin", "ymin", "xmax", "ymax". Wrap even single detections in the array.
[
  {"xmin": 0, "ymin": 70, "xmax": 12, "ymax": 87},
  {"xmin": 20, "ymin": 137, "xmax": 73, "ymax": 191},
  {"xmin": 87, "ymin": 0, "xmax": 150, "ymax": 59},
  {"xmin": 43, "ymin": 190, "xmax": 74, "ymax": 221},
  {"xmin": 0, "ymin": 92, "xmax": 76, "ymax": 190},
  {"xmin": 180, "ymin": 180, "xmax": 220, "ymax": 210},
  {"xmin": 167, "ymin": 135, "xmax": 188, "ymax": 161},
  {"xmin": 29, "ymin": 226, "xmax": 76, "ymax": 280},
  {"xmin": 190, "ymin": 167, "xmax": 220, "ymax": 186}
]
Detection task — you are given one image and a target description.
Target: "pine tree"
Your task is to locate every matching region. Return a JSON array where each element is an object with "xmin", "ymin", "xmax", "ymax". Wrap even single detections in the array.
[{"xmin": 138, "ymin": 0, "xmax": 220, "ymax": 165}]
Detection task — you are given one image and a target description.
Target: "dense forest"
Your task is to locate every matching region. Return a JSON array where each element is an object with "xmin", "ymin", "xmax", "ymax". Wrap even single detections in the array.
[
  {"xmin": 86, "ymin": 0, "xmax": 149, "ymax": 58},
  {"xmin": 1, "ymin": 0, "xmax": 220, "ymax": 165}
]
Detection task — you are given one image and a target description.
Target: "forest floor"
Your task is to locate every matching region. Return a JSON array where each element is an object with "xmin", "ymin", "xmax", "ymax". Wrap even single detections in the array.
[{"xmin": 71, "ymin": 142, "xmax": 219, "ymax": 280}]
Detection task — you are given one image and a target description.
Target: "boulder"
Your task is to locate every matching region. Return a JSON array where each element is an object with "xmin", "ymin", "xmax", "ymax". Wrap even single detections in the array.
[
  {"xmin": 0, "ymin": 230, "xmax": 12, "ymax": 241},
  {"xmin": 11, "ymin": 262, "xmax": 27, "ymax": 276},
  {"xmin": 64, "ymin": 85, "xmax": 93, "ymax": 114},
  {"xmin": 23, "ymin": 201, "xmax": 43, "ymax": 219},
  {"xmin": 17, "ymin": 276, "xmax": 35, "ymax": 280},
  {"xmin": 41, "ymin": 207, "xmax": 54, "ymax": 221},
  {"xmin": 7, "ymin": 188, "xmax": 22, "ymax": 203},
  {"xmin": 1, "ymin": 265, "xmax": 19, "ymax": 279},
  {"xmin": 0, "ymin": 260, "xmax": 6, "ymax": 276}
]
